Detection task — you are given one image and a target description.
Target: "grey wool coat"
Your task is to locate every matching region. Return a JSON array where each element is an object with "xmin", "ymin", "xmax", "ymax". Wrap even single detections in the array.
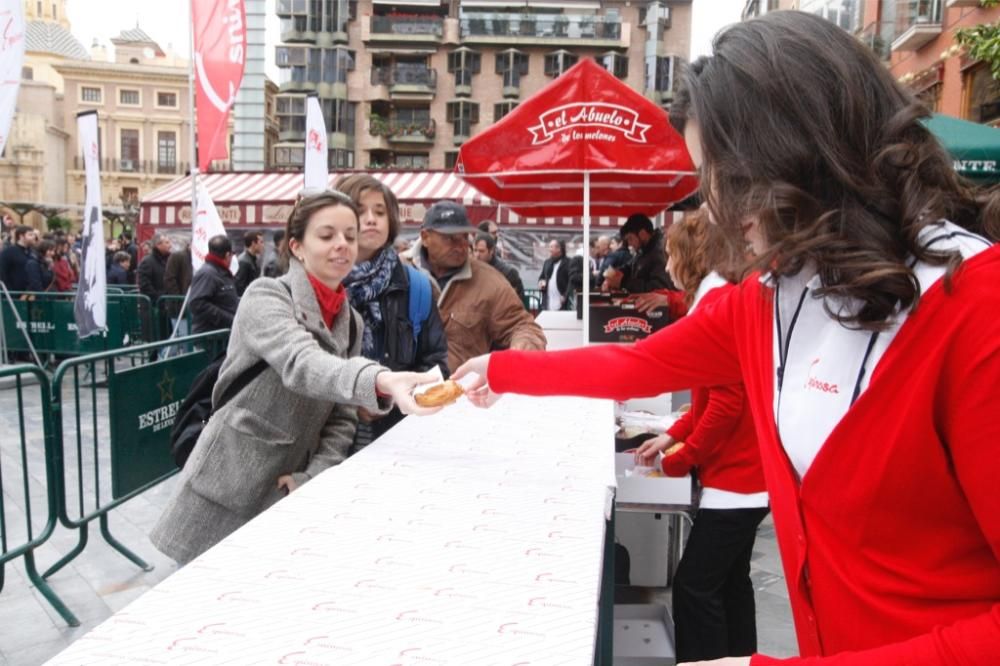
[{"xmin": 150, "ymin": 260, "xmax": 389, "ymax": 564}]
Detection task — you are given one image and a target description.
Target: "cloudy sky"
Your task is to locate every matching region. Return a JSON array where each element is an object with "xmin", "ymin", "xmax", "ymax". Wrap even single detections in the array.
[{"xmin": 67, "ymin": 0, "xmax": 744, "ymax": 80}]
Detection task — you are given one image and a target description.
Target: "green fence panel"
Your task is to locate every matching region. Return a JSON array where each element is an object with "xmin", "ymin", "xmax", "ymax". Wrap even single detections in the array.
[
  {"xmin": 108, "ymin": 350, "xmax": 209, "ymax": 499},
  {"xmin": 0, "ymin": 365, "xmax": 79, "ymax": 626}
]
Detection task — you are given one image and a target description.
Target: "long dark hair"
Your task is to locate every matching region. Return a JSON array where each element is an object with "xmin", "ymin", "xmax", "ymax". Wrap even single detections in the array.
[{"xmin": 672, "ymin": 10, "xmax": 999, "ymax": 330}]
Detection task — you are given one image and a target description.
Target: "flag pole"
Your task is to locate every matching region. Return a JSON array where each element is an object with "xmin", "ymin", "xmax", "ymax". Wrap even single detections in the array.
[
  {"xmin": 582, "ymin": 171, "xmax": 590, "ymax": 346},
  {"xmin": 167, "ymin": 1, "xmax": 199, "ymax": 343}
]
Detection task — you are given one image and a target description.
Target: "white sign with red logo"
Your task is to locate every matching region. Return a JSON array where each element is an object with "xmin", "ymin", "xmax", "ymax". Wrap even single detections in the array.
[
  {"xmin": 192, "ymin": 0, "xmax": 247, "ymax": 171},
  {"xmin": 0, "ymin": 0, "xmax": 26, "ymax": 157},
  {"xmin": 304, "ymin": 95, "xmax": 328, "ymax": 190},
  {"xmin": 192, "ymin": 181, "xmax": 238, "ymax": 273}
]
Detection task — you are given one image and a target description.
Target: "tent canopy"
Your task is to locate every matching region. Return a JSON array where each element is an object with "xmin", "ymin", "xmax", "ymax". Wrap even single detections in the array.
[
  {"xmin": 138, "ymin": 169, "xmax": 626, "ymax": 233},
  {"xmin": 923, "ymin": 113, "xmax": 1000, "ymax": 183},
  {"xmin": 456, "ymin": 57, "xmax": 699, "ymax": 218}
]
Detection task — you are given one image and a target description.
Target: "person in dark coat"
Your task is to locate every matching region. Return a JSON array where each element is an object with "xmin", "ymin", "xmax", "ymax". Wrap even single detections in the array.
[
  {"xmin": 0, "ymin": 225, "xmax": 38, "ymax": 292},
  {"xmin": 538, "ymin": 239, "xmax": 571, "ymax": 310},
  {"xmin": 137, "ymin": 234, "xmax": 172, "ymax": 302},
  {"xmin": 189, "ymin": 235, "xmax": 239, "ymax": 334},
  {"xmin": 336, "ymin": 174, "xmax": 450, "ymax": 449},
  {"xmin": 25, "ymin": 240, "xmax": 55, "ymax": 292},
  {"xmin": 473, "ymin": 232, "xmax": 524, "ymax": 303},
  {"xmin": 610, "ymin": 213, "xmax": 676, "ymax": 293},
  {"xmin": 234, "ymin": 231, "xmax": 264, "ymax": 296},
  {"xmin": 107, "ymin": 251, "xmax": 131, "ymax": 285}
]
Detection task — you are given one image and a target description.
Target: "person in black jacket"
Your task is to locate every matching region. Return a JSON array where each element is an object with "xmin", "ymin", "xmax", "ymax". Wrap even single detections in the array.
[
  {"xmin": 473, "ymin": 232, "xmax": 524, "ymax": 303},
  {"xmin": 107, "ymin": 251, "xmax": 131, "ymax": 285},
  {"xmin": 234, "ymin": 231, "xmax": 264, "ymax": 296},
  {"xmin": 608, "ymin": 213, "xmax": 676, "ymax": 293},
  {"xmin": 25, "ymin": 240, "xmax": 55, "ymax": 292},
  {"xmin": 336, "ymin": 174, "xmax": 450, "ymax": 450},
  {"xmin": 189, "ymin": 235, "xmax": 239, "ymax": 334},
  {"xmin": 137, "ymin": 234, "xmax": 172, "ymax": 302},
  {"xmin": 0, "ymin": 225, "xmax": 38, "ymax": 291},
  {"xmin": 538, "ymin": 239, "xmax": 571, "ymax": 310}
]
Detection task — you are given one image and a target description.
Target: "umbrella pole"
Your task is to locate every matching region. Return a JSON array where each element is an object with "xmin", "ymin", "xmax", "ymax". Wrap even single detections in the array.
[{"xmin": 582, "ymin": 172, "xmax": 590, "ymax": 346}]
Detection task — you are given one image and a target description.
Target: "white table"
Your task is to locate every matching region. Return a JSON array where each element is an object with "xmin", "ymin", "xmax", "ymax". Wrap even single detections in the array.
[{"xmin": 46, "ymin": 395, "xmax": 616, "ymax": 666}]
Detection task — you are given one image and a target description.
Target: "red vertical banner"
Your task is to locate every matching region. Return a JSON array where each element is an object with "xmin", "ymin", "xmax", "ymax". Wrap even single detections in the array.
[{"xmin": 191, "ymin": 0, "xmax": 246, "ymax": 172}]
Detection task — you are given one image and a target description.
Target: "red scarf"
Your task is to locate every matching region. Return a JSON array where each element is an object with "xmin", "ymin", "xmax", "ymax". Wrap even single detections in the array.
[
  {"xmin": 306, "ymin": 272, "xmax": 346, "ymax": 329},
  {"xmin": 205, "ymin": 253, "xmax": 230, "ymax": 271}
]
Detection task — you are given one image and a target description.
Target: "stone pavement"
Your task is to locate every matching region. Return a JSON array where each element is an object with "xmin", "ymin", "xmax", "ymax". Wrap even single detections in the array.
[{"xmin": 0, "ymin": 377, "xmax": 796, "ymax": 665}]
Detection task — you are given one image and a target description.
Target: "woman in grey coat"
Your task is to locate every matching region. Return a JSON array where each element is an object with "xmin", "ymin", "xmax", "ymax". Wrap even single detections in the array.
[{"xmin": 151, "ymin": 191, "xmax": 439, "ymax": 564}]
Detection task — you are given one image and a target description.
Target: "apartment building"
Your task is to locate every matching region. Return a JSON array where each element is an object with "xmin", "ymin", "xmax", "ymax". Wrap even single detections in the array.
[{"xmin": 272, "ymin": 0, "xmax": 693, "ymax": 171}]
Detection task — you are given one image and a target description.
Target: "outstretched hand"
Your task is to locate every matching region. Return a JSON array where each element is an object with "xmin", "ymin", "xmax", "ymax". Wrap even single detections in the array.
[
  {"xmin": 375, "ymin": 369, "xmax": 444, "ymax": 416},
  {"xmin": 633, "ymin": 291, "xmax": 670, "ymax": 314},
  {"xmin": 451, "ymin": 354, "xmax": 502, "ymax": 408}
]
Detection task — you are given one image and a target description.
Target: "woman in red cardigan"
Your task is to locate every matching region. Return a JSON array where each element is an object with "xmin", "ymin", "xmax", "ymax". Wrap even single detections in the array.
[
  {"xmin": 634, "ymin": 213, "xmax": 769, "ymax": 662},
  {"xmin": 454, "ymin": 11, "xmax": 1000, "ymax": 666}
]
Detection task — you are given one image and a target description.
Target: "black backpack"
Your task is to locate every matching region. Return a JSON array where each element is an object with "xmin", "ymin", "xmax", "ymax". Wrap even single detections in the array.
[{"xmin": 169, "ymin": 288, "xmax": 357, "ymax": 468}]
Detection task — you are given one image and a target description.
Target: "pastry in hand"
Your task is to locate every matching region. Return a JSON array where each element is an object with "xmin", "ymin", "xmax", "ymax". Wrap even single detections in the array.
[
  {"xmin": 664, "ymin": 442, "xmax": 686, "ymax": 457},
  {"xmin": 414, "ymin": 380, "xmax": 465, "ymax": 407}
]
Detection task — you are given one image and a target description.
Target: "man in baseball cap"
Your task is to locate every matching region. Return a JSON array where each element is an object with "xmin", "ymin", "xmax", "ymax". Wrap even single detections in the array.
[{"xmin": 412, "ymin": 201, "xmax": 545, "ymax": 371}]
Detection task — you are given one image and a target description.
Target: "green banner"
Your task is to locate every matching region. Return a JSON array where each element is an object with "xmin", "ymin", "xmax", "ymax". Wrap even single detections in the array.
[
  {"xmin": 1, "ymin": 297, "xmax": 129, "ymax": 354},
  {"xmin": 108, "ymin": 350, "xmax": 209, "ymax": 499}
]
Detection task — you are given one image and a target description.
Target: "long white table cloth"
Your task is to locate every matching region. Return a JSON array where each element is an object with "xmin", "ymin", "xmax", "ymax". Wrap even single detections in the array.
[{"xmin": 46, "ymin": 394, "xmax": 616, "ymax": 666}]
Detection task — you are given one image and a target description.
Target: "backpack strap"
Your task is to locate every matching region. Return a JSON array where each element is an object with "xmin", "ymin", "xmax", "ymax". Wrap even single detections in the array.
[{"xmin": 404, "ymin": 264, "xmax": 432, "ymax": 342}]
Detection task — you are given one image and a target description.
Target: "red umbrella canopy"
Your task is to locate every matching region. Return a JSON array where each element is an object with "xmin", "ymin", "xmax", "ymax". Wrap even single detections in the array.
[{"xmin": 456, "ymin": 57, "xmax": 699, "ymax": 219}]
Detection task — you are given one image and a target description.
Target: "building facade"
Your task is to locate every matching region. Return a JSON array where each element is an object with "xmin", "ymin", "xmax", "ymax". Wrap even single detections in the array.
[{"xmin": 272, "ymin": 0, "xmax": 693, "ymax": 171}]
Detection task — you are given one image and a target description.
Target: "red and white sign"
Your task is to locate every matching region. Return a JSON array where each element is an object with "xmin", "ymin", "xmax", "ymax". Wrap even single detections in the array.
[
  {"xmin": 192, "ymin": 0, "xmax": 246, "ymax": 172},
  {"xmin": 192, "ymin": 181, "xmax": 237, "ymax": 273},
  {"xmin": 529, "ymin": 103, "xmax": 650, "ymax": 146}
]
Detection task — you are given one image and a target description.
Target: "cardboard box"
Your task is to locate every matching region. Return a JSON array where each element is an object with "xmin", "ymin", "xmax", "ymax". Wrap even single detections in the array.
[
  {"xmin": 613, "ymin": 603, "xmax": 676, "ymax": 665},
  {"xmin": 576, "ymin": 293, "xmax": 672, "ymax": 343},
  {"xmin": 615, "ymin": 453, "xmax": 693, "ymax": 506}
]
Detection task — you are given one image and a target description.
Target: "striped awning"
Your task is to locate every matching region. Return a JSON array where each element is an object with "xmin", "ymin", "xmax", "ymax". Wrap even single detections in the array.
[{"xmin": 139, "ymin": 170, "xmax": 622, "ymax": 230}]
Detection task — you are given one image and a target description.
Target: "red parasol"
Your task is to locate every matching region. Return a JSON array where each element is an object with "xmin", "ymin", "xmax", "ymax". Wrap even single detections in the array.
[{"xmin": 456, "ymin": 57, "xmax": 699, "ymax": 343}]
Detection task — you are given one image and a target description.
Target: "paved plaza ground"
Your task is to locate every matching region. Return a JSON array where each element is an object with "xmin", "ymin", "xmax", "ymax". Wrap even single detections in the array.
[{"xmin": 0, "ymin": 374, "xmax": 796, "ymax": 665}]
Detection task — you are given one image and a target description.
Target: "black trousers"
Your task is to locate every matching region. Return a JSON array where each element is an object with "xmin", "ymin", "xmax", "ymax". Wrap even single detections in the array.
[{"xmin": 673, "ymin": 506, "xmax": 770, "ymax": 663}]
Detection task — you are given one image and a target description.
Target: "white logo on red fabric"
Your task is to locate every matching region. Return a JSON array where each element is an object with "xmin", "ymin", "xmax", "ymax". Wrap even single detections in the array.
[
  {"xmin": 603, "ymin": 316, "xmax": 653, "ymax": 335},
  {"xmin": 529, "ymin": 103, "xmax": 651, "ymax": 145},
  {"xmin": 804, "ymin": 358, "xmax": 840, "ymax": 394}
]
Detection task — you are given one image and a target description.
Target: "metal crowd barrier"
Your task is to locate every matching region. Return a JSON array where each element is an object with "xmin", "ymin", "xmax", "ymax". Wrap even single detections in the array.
[
  {"xmin": 0, "ymin": 365, "xmax": 79, "ymax": 626},
  {"xmin": 523, "ymin": 287, "xmax": 543, "ymax": 314},
  {"xmin": 42, "ymin": 331, "xmax": 230, "ymax": 583}
]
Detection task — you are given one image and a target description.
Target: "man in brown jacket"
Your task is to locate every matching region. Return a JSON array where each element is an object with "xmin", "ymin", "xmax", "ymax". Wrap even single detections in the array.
[{"xmin": 411, "ymin": 201, "xmax": 546, "ymax": 371}]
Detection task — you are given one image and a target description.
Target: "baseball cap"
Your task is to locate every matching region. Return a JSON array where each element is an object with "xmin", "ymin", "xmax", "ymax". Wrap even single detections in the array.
[{"xmin": 422, "ymin": 201, "xmax": 478, "ymax": 234}]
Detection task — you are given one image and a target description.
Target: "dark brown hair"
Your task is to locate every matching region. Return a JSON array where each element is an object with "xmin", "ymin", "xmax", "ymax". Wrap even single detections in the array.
[
  {"xmin": 666, "ymin": 210, "xmax": 736, "ymax": 307},
  {"xmin": 334, "ymin": 174, "xmax": 401, "ymax": 246},
  {"xmin": 282, "ymin": 190, "xmax": 359, "ymax": 264},
  {"xmin": 672, "ymin": 10, "xmax": 999, "ymax": 330}
]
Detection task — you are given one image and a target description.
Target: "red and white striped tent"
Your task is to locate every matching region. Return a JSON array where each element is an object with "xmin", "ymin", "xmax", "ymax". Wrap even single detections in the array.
[{"xmin": 138, "ymin": 170, "xmax": 623, "ymax": 244}]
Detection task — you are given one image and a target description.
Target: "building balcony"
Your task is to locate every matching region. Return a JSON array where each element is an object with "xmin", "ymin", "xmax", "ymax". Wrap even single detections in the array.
[
  {"xmin": 858, "ymin": 22, "xmax": 891, "ymax": 61},
  {"xmin": 71, "ymin": 157, "xmax": 191, "ymax": 175},
  {"xmin": 276, "ymin": 0, "xmax": 307, "ymax": 18},
  {"xmin": 945, "ymin": 0, "xmax": 979, "ymax": 6},
  {"xmin": 460, "ymin": 14, "xmax": 626, "ymax": 47},
  {"xmin": 371, "ymin": 66, "xmax": 437, "ymax": 98},
  {"xmin": 891, "ymin": 0, "xmax": 943, "ymax": 52},
  {"xmin": 364, "ymin": 15, "xmax": 444, "ymax": 44},
  {"xmin": 369, "ymin": 117, "xmax": 437, "ymax": 144}
]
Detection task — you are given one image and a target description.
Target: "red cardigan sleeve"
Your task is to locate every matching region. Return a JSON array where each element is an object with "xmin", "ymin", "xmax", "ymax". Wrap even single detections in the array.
[
  {"xmin": 666, "ymin": 409, "xmax": 694, "ymax": 443},
  {"xmin": 488, "ymin": 286, "xmax": 744, "ymax": 400},
  {"xmin": 754, "ymin": 260, "xmax": 1000, "ymax": 665},
  {"xmin": 663, "ymin": 382, "xmax": 744, "ymax": 476}
]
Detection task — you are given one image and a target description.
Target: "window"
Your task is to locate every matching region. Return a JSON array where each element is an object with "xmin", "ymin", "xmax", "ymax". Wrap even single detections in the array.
[
  {"xmin": 157, "ymin": 132, "xmax": 177, "ymax": 173},
  {"xmin": 274, "ymin": 145, "xmax": 305, "ymax": 167},
  {"xmin": 120, "ymin": 129, "xmax": 140, "ymax": 171},
  {"xmin": 647, "ymin": 55, "xmax": 681, "ymax": 94},
  {"xmin": 446, "ymin": 101, "xmax": 479, "ymax": 138},
  {"xmin": 599, "ymin": 53, "xmax": 628, "ymax": 79},
  {"xmin": 448, "ymin": 49, "xmax": 481, "ymax": 89},
  {"xmin": 119, "ymin": 89, "xmax": 140, "ymax": 105},
  {"xmin": 277, "ymin": 95, "xmax": 307, "ymax": 134},
  {"xmin": 21, "ymin": 66, "xmax": 32, "ymax": 80},
  {"xmin": 122, "ymin": 187, "xmax": 139, "ymax": 204},
  {"xmin": 965, "ymin": 63, "xmax": 1000, "ymax": 125},
  {"xmin": 329, "ymin": 148, "xmax": 354, "ymax": 169},
  {"xmin": 52, "ymin": 2, "xmax": 56, "ymax": 19},
  {"xmin": 81, "ymin": 86, "xmax": 102, "ymax": 103},
  {"xmin": 495, "ymin": 50, "xmax": 529, "ymax": 89},
  {"xmin": 494, "ymin": 101, "xmax": 517, "ymax": 122},
  {"xmin": 544, "ymin": 51, "xmax": 577, "ymax": 77},
  {"xmin": 444, "ymin": 151, "xmax": 458, "ymax": 169},
  {"xmin": 36, "ymin": 1, "xmax": 41, "ymax": 15},
  {"xmin": 322, "ymin": 47, "xmax": 355, "ymax": 84},
  {"xmin": 157, "ymin": 91, "xmax": 178, "ymax": 108},
  {"xmin": 129, "ymin": 57, "xmax": 140, "ymax": 64},
  {"xmin": 321, "ymin": 99, "xmax": 356, "ymax": 135},
  {"xmin": 395, "ymin": 153, "xmax": 429, "ymax": 168}
]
